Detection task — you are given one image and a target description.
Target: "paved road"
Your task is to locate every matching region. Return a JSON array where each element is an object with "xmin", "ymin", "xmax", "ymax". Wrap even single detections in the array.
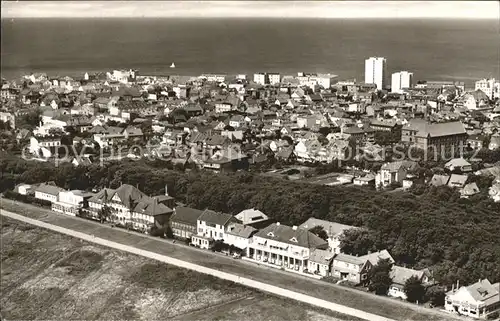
[{"xmin": 0, "ymin": 198, "xmax": 460, "ymax": 321}]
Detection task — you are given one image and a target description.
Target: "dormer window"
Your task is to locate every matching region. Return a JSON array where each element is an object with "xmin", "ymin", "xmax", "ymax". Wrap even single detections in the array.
[
  {"xmin": 290, "ymin": 237, "xmax": 298, "ymax": 242},
  {"xmin": 267, "ymin": 232, "xmax": 275, "ymax": 237}
]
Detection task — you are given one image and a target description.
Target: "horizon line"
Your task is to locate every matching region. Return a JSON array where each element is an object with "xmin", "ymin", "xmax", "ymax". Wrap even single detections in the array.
[{"xmin": 3, "ymin": 16, "xmax": 500, "ymax": 20}]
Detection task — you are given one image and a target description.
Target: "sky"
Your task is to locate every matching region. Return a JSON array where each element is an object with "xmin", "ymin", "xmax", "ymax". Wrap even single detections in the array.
[{"xmin": 1, "ymin": 1, "xmax": 499, "ymax": 19}]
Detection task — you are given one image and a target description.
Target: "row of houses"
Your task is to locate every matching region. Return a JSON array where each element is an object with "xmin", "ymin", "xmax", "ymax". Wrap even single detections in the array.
[{"xmin": 13, "ymin": 181, "xmax": 500, "ymax": 318}]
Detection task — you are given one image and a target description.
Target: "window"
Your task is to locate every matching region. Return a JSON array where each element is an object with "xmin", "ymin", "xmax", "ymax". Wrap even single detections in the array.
[
  {"xmin": 267, "ymin": 232, "xmax": 275, "ymax": 237},
  {"xmin": 290, "ymin": 237, "xmax": 298, "ymax": 243},
  {"xmin": 219, "ymin": 232, "xmax": 223, "ymax": 238}
]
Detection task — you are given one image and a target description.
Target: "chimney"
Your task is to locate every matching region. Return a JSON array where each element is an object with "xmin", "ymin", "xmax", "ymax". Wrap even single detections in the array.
[
  {"xmin": 165, "ymin": 184, "xmax": 169, "ymax": 196},
  {"xmin": 457, "ymin": 280, "xmax": 460, "ymax": 289},
  {"xmin": 292, "ymin": 225, "xmax": 297, "ymax": 230},
  {"xmin": 276, "ymin": 222, "xmax": 280, "ymax": 226}
]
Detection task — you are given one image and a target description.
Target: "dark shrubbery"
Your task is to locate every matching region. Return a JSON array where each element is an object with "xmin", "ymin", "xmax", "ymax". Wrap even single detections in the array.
[{"xmin": 3, "ymin": 190, "xmax": 52, "ymax": 207}]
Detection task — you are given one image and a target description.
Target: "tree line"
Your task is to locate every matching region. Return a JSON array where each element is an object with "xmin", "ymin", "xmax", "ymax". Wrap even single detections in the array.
[{"xmin": 1, "ymin": 153, "xmax": 499, "ymax": 287}]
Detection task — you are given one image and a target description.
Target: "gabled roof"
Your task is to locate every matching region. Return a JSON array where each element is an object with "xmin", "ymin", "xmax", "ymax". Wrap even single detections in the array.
[
  {"xmin": 360, "ymin": 250, "xmax": 395, "ymax": 266},
  {"xmin": 235, "ymin": 209, "xmax": 269, "ymax": 225},
  {"xmin": 225, "ymin": 223, "xmax": 257, "ymax": 239},
  {"xmin": 171, "ymin": 207, "xmax": 204, "ymax": 225},
  {"xmin": 453, "ymin": 279, "xmax": 500, "ymax": 306},
  {"xmin": 309, "ymin": 248, "xmax": 335, "ymax": 264},
  {"xmin": 110, "ymin": 184, "xmax": 147, "ymax": 208},
  {"xmin": 254, "ymin": 223, "xmax": 328, "ymax": 249},
  {"xmin": 34, "ymin": 183, "xmax": 65, "ymax": 196},
  {"xmin": 448, "ymin": 174, "xmax": 468, "ymax": 187},
  {"xmin": 133, "ymin": 199, "xmax": 172, "ymax": 216},
  {"xmin": 298, "ymin": 217, "xmax": 357, "ymax": 238},
  {"xmin": 333, "ymin": 253, "xmax": 368, "ymax": 266},
  {"xmin": 198, "ymin": 209, "xmax": 234, "ymax": 226},
  {"xmin": 461, "ymin": 182, "xmax": 480, "ymax": 196},
  {"xmin": 390, "ymin": 265, "xmax": 430, "ymax": 286},
  {"xmin": 445, "ymin": 158, "xmax": 471, "ymax": 168},
  {"xmin": 430, "ymin": 174, "xmax": 450, "ymax": 187}
]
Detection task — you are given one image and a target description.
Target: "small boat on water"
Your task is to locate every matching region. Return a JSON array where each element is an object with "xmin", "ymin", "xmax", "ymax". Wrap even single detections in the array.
[{"xmin": 170, "ymin": 62, "xmax": 175, "ymax": 68}]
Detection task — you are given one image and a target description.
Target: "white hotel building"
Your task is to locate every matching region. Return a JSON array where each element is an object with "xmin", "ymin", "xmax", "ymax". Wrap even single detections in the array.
[
  {"xmin": 391, "ymin": 71, "xmax": 413, "ymax": 94},
  {"xmin": 246, "ymin": 223, "xmax": 328, "ymax": 273},
  {"xmin": 365, "ymin": 57, "xmax": 387, "ymax": 91}
]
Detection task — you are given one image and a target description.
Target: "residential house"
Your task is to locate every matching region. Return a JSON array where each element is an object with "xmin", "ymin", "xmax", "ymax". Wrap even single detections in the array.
[
  {"xmin": 193, "ymin": 210, "xmax": 237, "ymax": 240},
  {"xmin": 448, "ymin": 174, "xmax": 468, "ymax": 189},
  {"xmin": 87, "ymin": 184, "xmax": 173, "ymax": 232},
  {"xmin": 246, "ymin": 222, "xmax": 328, "ymax": 273},
  {"xmin": 331, "ymin": 253, "xmax": 372, "ymax": 284},
  {"xmin": 467, "ymin": 135, "xmax": 485, "ymax": 150},
  {"xmin": 170, "ymin": 206, "xmax": 204, "ymax": 240},
  {"xmin": 445, "ymin": 158, "xmax": 472, "ymax": 172},
  {"xmin": 14, "ymin": 183, "xmax": 34, "ymax": 195},
  {"xmin": 430, "ymin": 174, "xmax": 450, "ymax": 187},
  {"xmin": 307, "ymin": 249, "xmax": 335, "ymax": 277},
  {"xmin": 388, "ymin": 266, "xmax": 434, "ymax": 300},
  {"xmin": 34, "ymin": 183, "xmax": 65, "ymax": 203},
  {"xmin": 360, "ymin": 249, "xmax": 395, "ymax": 266},
  {"xmin": 459, "ymin": 90, "xmax": 490, "ymax": 110},
  {"xmin": 202, "ymin": 148, "xmax": 249, "ymax": 172},
  {"xmin": 235, "ymin": 208, "xmax": 270, "ymax": 227},
  {"xmin": 299, "ymin": 217, "xmax": 358, "ymax": 254},
  {"xmin": 29, "ymin": 135, "xmax": 63, "ymax": 158},
  {"xmin": 460, "ymin": 182, "xmax": 480, "ymax": 198},
  {"xmin": 375, "ymin": 161, "xmax": 417, "ymax": 188},
  {"xmin": 224, "ymin": 223, "xmax": 258, "ymax": 251},
  {"xmin": 445, "ymin": 279, "xmax": 500, "ymax": 319},
  {"xmin": 353, "ymin": 173, "xmax": 375, "ymax": 186}
]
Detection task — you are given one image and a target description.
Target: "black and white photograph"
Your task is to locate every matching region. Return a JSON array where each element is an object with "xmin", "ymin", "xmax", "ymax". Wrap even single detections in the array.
[{"xmin": 1, "ymin": 1, "xmax": 500, "ymax": 320}]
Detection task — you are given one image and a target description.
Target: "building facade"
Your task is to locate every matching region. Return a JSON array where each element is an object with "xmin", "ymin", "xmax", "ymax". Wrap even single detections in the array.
[
  {"xmin": 365, "ymin": 57, "xmax": 387, "ymax": 91},
  {"xmin": 246, "ymin": 223, "xmax": 328, "ymax": 273},
  {"xmin": 391, "ymin": 71, "xmax": 413, "ymax": 93}
]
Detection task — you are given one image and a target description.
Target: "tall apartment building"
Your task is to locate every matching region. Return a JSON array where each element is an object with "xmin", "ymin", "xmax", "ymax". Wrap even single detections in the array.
[
  {"xmin": 391, "ymin": 71, "xmax": 413, "ymax": 93},
  {"xmin": 475, "ymin": 78, "xmax": 500, "ymax": 100},
  {"xmin": 253, "ymin": 73, "xmax": 281, "ymax": 86},
  {"xmin": 364, "ymin": 57, "xmax": 387, "ymax": 90}
]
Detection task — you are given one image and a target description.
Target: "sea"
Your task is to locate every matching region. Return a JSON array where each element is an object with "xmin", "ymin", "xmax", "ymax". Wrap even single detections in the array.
[{"xmin": 1, "ymin": 18, "xmax": 499, "ymax": 87}]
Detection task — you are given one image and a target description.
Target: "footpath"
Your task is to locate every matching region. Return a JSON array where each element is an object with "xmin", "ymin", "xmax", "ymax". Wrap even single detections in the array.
[{"xmin": 0, "ymin": 198, "xmax": 461, "ymax": 321}]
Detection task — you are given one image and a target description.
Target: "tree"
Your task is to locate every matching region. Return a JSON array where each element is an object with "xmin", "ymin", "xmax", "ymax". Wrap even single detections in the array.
[
  {"xmin": 309, "ymin": 225, "xmax": 329, "ymax": 241},
  {"xmin": 425, "ymin": 285, "xmax": 446, "ymax": 307},
  {"xmin": 98, "ymin": 205, "xmax": 112, "ymax": 223},
  {"xmin": 368, "ymin": 258, "xmax": 393, "ymax": 295},
  {"xmin": 404, "ymin": 275, "xmax": 425, "ymax": 303},
  {"xmin": 339, "ymin": 228, "xmax": 377, "ymax": 256}
]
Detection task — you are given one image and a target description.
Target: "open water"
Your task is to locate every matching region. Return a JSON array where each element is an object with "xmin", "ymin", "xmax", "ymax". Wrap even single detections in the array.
[{"xmin": 1, "ymin": 18, "xmax": 499, "ymax": 87}]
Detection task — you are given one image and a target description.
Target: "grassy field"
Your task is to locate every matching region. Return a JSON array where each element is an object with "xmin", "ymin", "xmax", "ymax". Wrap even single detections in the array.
[{"xmin": 0, "ymin": 216, "xmax": 362, "ymax": 321}]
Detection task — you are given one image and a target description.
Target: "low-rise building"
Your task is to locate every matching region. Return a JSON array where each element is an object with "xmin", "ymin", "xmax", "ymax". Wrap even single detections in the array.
[
  {"xmin": 52, "ymin": 190, "xmax": 93, "ymax": 216},
  {"xmin": 331, "ymin": 253, "xmax": 372, "ymax": 284},
  {"xmin": 299, "ymin": 217, "xmax": 358, "ymax": 254},
  {"xmin": 445, "ymin": 279, "xmax": 500, "ymax": 319},
  {"xmin": 246, "ymin": 222, "xmax": 328, "ymax": 273},
  {"xmin": 224, "ymin": 222, "xmax": 257, "ymax": 251},
  {"xmin": 169, "ymin": 207, "xmax": 203, "ymax": 240},
  {"xmin": 307, "ymin": 249, "xmax": 335, "ymax": 277},
  {"xmin": 445, "ymin": 158, "xmax": 472, "ymax": 172},
  {"xmin": 34, "ymin": 183, "xmax": 65, "ymax": 203},
  {"xmin": 388, "ymin": 266, "xmax": 434, "ymax": 300}
]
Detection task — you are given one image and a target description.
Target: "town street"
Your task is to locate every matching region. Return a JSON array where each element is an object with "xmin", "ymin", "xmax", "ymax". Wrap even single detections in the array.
[{"xmin": 0, "ymin": 198, "xmax": 460, "ymax": 321}]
